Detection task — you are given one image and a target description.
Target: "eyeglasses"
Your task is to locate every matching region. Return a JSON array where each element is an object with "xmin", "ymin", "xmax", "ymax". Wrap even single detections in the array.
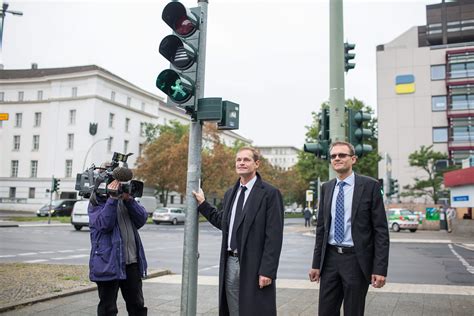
[{"xmin": 330, "ymin": 153, "xmax": 353, "ymax": 160}]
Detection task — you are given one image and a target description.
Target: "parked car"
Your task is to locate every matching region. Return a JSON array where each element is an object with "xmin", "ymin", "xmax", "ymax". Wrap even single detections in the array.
[
  {"xmin": 71, "ymin": 199, "xmax": 90, "ymax": 231},
  {"xmin": 387, "ymin": 208, "xmax": 419, "ymax": 232},
  {"xmin": 135, "ymin": 196, "xmax": 158, "ymax": 217},
  {"xmin": 284, "ymin": 208, "xmax": 295, "ymax": 215},
  {"xmin": 152, "ymin": 207, "xmax": 186, "ymax": 225},
  {"xmin": 36, "ymin": 199, "xmax": 78, "ymax": 217}
]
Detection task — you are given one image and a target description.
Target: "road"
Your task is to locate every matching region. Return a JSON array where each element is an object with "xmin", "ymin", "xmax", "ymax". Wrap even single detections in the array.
[{"xmin": 0, "ymin": 218, "xmax": 473, "ymax": 285}]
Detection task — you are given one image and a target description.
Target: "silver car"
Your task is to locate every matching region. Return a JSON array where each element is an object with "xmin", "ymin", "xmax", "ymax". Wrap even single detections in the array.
[{"xmin": 152, "ymin": 207, "xmax": 186, "ymax": 225}]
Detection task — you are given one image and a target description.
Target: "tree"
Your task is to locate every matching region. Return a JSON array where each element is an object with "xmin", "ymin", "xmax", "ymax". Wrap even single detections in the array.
[{"xmin": 401, "ymin": 145, "xmax": 452, "ymax": 204}]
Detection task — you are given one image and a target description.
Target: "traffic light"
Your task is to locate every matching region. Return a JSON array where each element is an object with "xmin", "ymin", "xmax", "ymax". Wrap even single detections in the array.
[
  {"xmin": 344, "ymin": 42, "xmax": 356, "ymax": 72},
  {"xmin": 304, "ymin": 141, "xmax": 329, "ymax": 160},
  {"xmin": 347, "ymin": 108, "xmax": 373, "ymax": 157},
  {"xmin": 309, "ymin": 180, "xmax": 318, "ymax": 199},
  {"xmin": 319, "ymin": 108, "xmax": 330, "ymax": 141},
  {"xmin": 387, "ymin": 178, "xmax": 399, "ymax": 196},
  {"xmin": 157, "ymin": 2, "xmax": 200, "ymax": 112},
  {"xmin": 52, "ymin": 178, "xmax": 60, "ymax": 192}
]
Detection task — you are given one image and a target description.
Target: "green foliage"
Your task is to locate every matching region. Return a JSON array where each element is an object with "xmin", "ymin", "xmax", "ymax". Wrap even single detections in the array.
[{"xmin": 401, "ymin": 145, "xmax": 455, "ymax": 203}]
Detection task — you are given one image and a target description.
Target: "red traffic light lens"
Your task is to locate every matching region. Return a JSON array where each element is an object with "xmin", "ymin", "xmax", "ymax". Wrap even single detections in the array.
[{"xmin": 175, "ymin": 16, "xmax": 195, "ymax": 37}]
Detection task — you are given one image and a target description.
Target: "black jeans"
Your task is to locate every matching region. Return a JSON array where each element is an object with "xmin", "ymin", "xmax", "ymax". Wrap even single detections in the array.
[{"xmin": 96, "ymin": 263, "xmax": 147, "ymax": 316}]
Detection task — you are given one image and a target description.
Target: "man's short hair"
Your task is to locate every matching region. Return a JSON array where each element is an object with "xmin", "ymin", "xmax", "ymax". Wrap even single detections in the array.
[
  {"xmin": 237, "ymin": 146, "xmax": 261, "ymax": 162},
  {"xmin": 329, "ymin": 141, "xmax": 356, "ymax": 156}
]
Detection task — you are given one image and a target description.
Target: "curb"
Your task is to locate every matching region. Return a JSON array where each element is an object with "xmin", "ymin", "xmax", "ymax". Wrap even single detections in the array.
[{"xmin": 0, "ymin": 269, "xmax": 171, "ymax": 313}]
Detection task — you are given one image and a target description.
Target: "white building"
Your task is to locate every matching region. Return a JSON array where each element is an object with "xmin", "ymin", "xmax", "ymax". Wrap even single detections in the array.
[
  {"xmin": 0, "ymin": 64, "xmax": 251, "ymax": 211},
  {"xmin": 377, "ymin": 0, "xmax": 474, "ymax": 202},
  {"xmin": 255, "ymin": 146, "xmax": 300, "ymax": 171}
]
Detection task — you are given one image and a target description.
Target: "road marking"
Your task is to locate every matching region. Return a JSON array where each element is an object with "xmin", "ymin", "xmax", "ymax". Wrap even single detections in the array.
[
  {"xmin": 38, "ymin": 251, "xmax": 55, "ymax": 254},
  {"xmin": 146, "ymin": 275, "xmax": 474, "ymax": 295},
  {"xmin": 0, "ymin": 255, "xmax": 15, "ymax": 258},
  {"xmin": 24, "ymin": 259, "xmax": 48, "ymax": 263},
  {"xmin": 51, "ymin": 254, "xmax": 89, "ymax": 260},
  {"xmin": 390, "ymin": 239, "xmax": 452, "ymax": 244},
  {"xmin": 199, "ymin": 264, "xmax": 219, "ymax": 272},
  {"xmin": 449, "ymin": 244, "xmax": 474, "ymax": 274},
  {"xmin": 17, "ymin": 252, "xmax": 38, "ymax": 256},
  {"xmin": 57, "ymin": 250, "xmax": 74, "ymax": 253}
]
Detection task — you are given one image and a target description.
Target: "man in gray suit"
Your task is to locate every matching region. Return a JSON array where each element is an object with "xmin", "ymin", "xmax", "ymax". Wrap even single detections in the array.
[
  {"xmin": 193, "ymin": 147, "xmax": 284, "ymax": 316},
  {"xmin": 309, "ymin": 141, "xmax": 389, "ymax": 316}
]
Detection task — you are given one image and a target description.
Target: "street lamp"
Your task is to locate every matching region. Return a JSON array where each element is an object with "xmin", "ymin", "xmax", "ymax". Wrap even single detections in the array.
[
  {"xmin": 82, "ymin": 137, "xmax": 111, "ymax": 171},
  {"xmin": 0, "ymin": 2, "xmax": 23, "ymax": 70}
]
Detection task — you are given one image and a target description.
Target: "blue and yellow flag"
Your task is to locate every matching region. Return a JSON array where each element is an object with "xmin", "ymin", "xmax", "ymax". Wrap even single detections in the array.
[{"xmin": 395, "ymin": 74, "xmax": 415, "ymax": 94}]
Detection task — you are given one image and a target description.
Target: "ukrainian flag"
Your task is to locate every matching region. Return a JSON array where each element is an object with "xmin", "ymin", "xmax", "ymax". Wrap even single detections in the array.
[{"xmin": 395, "ymin": 75, "xmax": 415, "ymax": 94}]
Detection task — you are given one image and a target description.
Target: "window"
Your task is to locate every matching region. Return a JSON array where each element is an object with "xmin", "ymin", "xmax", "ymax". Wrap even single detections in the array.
[
  {"xmin": 107, "ymin": 137, "xmax": 113, "ymax": 152},
  {"xmin": 109, "ymin": 113, "xmax": 115, "ymax": 128},
  {"xmin": 449, "ymin": 62, "xmax": 474, "ymax": 78},
  {"xmin": 32, "ymin": 135, "xmax": 40, "ymax": 151},
  {"xmin": 139, "ymin": 143, "xmax": 144, "ymax": 157},
  {"xmin": 13, "ymin": 135, "xmax": 20, "ymax": 151},
  {"xmin": 9, "ymin": 187, "xmax": 16, "ymax": 198},
  {"xmin": 15, "ymin": 113, "xmax": 22, "ymax": 127},
  {"xmin": 140, "ymin": 122, "xmax": 145, "ymax": 136},
  {"xmin": 37, "ymin": 90, "xmax": 43, "ymax": 101},
  {"xmin": 69, "ymin": 109, "xmax": 76, "ymax": 125},
  {"xmin": 451, "ymin": 94, "xmax": 474, "ymax": 110},
  {"xmin": 433, "ymin": 127, "xmax": 448, "ymax": 143},
  {"xmin": 65, "ymin": 160, "xmax": 73, "ymax": 178},
  {"xmin": 452, "ymin": 126, "xmax": 472, "ymax": 142},
  {"xmin": 34, "ymin": 112, "xmax": 41, "ymax": 127},
  {"xmin": 111, "ymin": 91, "xmax": 116, "ymax": 101},
  {"xmin": 170, "ymin": 195, "xmax": 175, "ymax": 204},
  {"xmin": 431, "ymin": 65, "xmax": 446, "ymax": 80},
  {"xmin": 0, "ymin": 92, "xmax": 4, "ymax": 102},
  {"xmin": 11, "ymin": 160, "xmax": 19, "ymax": 177},
  {"xmin": 124, "ymin": 140, "xmax": 129, "ymax": 153},
  {"xmin": 181, "ymin": 195, "xmax": 184, "ymax": 204},
  {"xmin": 432, "ymin": 96, "xmax": 447, "ymax": 111},
  {"xmin": 18, "ymin": 91, "xmax": 24, "ymax": 101},
  {"xmin": 29, "ymin": 187, "xmax": 35, "ymax": 199},
  {"xmin": 141, "ymin": 102, "xmax": 145, "ymax": 111},
  {"xmin": 72, "ymin": 87, "xmax": 77, "ymax": 97},
  {"xmin": 30, "ymin": 160, "xmax": 38, "ymax": 178},
  {"xmin": 67, "ymin": 134, "xmax": 74, "ymax": 150},
  {"xmin": 127, "ymin": 97, "xmax": 131, "ymax": 106},
  {"xmin": 125, "ymin": 118, "xmax": 130, "ymax": 132}
]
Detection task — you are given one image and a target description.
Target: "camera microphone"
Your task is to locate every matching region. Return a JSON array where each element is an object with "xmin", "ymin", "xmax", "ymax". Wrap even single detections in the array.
[{"xmin": 112, "ymin": 167, "xmax": 133, "ymax": 182}]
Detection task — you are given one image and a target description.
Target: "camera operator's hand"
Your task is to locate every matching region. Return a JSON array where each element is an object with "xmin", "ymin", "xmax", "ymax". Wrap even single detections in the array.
[{"xmin": 107, "ymin": 180, "xmax": 121, "ymax": 200}]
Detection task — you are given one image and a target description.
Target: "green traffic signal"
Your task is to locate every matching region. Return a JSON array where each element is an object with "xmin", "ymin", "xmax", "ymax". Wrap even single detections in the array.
[
  {"xmin": 156, "ymin": 69, "xmax": 194, "ymax": 104},
  {"xmin": 348, "ymin": 109, "xmax": 373, "ymax": 157}
]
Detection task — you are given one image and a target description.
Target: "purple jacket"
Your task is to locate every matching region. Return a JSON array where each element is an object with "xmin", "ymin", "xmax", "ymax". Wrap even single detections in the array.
[{"xmin": 88, "ymin": 196, "xmax": 148, "ymax": 282}]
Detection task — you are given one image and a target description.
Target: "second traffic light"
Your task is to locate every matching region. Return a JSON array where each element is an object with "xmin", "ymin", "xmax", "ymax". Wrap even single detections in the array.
[
  {"xmin": 344, "ymin": 42, "xmax": 356, "ymax": 72},
  {"xmin": 304, "ymin": 141, "xmax": 329, "ymax": 160},
  {"xmin": 52, "ymin": 177, "xmax": 60, "ymax": 192},
  {"xmin": 348, "ymin": 109, "xmax": 373, "ymax": 157},
  {"xmin": 388, "ymin": 178, "xmax": 399, "ymax": 196},
  {"xmin": 157, "ymin": 2, "xmax": 200, "ymax": 112}
]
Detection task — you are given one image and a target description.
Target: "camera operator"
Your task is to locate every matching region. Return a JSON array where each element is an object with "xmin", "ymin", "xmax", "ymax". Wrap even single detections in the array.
[{"xmin": 88, "ymin": 166, "xmax": 148, "ymax": 316}]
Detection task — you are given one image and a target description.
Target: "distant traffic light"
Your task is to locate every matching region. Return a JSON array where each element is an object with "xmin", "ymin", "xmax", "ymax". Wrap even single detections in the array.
[
  {"xmin": 309, "ymin": 180, "xmax": 318, "ymax": 199},
  {"xmin": 319, "ymin": 108, "xmax": 330, "ymax": 142},
  {"xmin": 304, "ymin": 141, "xmax": 329, "ymax": 160},
  {"xmin": 387, "ymin": 178, "xmax": 399, "ymax": 196},
  {"xmin": 52, "ymin": 177, "xmax": 60, "ymax": 192},
  {"xmin": 157, "ymin": 2, "xmax": 200, "ymax": 112},
  {"xmin": 347, "ymin": 108, "xmax": 373, "ymax": 157},
  {"xmin": 344, "ymin": 42, "xmax": 356, "ymax": 72}
]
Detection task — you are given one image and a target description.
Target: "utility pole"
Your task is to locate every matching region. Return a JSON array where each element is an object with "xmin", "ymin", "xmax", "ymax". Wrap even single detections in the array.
[
  {"xmin": 0, "ymin": 2, "xmax": 23, "ymax": 69},
  {"xmin": 329, "ymin": 0, "xmax": 346, "ymax": 179},
  {"xmin": 180, "ymin": 1, "xmax": 208, "ymax": 315}
]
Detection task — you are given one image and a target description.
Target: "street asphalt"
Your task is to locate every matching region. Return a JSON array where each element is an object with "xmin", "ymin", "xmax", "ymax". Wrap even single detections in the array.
[{"xmin": 1, "ymin": 219, "xmax": 473, "ymax": 315}]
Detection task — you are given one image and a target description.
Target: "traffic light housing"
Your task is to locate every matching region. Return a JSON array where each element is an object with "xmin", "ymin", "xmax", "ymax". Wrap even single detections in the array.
[
  {"xmin": 319, "ymin": 108, "xmax": 330, "ymax": 141},
  {"xmin": 304, "ymin": 141, "xmax": 329, "ymax": 160},
  {"xmin": 344, "ymin": 42, "xmax": 356, "ymax": 72},
  {"xmin": 309, "ymin": 180, "xmax": 318, "ymax": 199},
  {"xmin": 388, "ymin": 178, "xmax": 399, "ymax": 196},
  {"xmin": 157, "ymin": 2, "xmax": 200, "ymax": 112},
  {"xmin": 347, "ymin": 108, "xmax": 373, "ymax": 157},
  {"xmin": 52, "ymin": 178, "xmax": 60, "ymax": 192}
]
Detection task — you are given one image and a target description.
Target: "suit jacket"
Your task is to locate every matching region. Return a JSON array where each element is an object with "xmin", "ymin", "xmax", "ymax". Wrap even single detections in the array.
[
  {"xmin": 311, "ymin": 173, "xmax": 389, "ymax": 282},
  {"xmin": 198, "ymin": 172, "xmax": 284, "ymax": 316}
]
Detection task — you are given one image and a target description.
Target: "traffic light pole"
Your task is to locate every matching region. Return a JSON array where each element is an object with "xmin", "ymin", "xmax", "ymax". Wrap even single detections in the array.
[
  {"xmin": 329, "ymin": 0, "xmax": 346, "ymax": 179},
  {"xmin": 180, "ymin": 1, "xmax": 208, "ymax": 315}
]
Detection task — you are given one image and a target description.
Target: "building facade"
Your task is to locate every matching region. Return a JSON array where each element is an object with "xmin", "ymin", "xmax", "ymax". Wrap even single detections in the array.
[
  {"xmin": 255, "ymin": 146, "xmax": 300, "ymax": 171},
  {"xmin": 377, "ymin": 0, "xmax": 474, "ymax": 202},
  {"xmin": 0, "ymin": 65, "xmax": 251, "ymax": 211}
]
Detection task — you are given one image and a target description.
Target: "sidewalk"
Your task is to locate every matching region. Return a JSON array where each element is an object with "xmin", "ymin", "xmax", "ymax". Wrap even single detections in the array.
[{"xmin": 2, "ymin": 274, "xmax": 473, "ymax": 315}]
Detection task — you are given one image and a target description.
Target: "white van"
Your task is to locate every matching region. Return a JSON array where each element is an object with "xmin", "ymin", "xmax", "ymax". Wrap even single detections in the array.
[
  {"xmin": 71, "ymin": 199, "xmax": 90, "ymax": 231},
  {"xmin": 135, "ymin": 196, "xmax": 158, "ymax": 217}
]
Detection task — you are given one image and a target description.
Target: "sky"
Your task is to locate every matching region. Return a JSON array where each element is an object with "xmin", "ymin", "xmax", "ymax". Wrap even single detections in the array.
[{"xmin": 2, "ymin": 0, "xmax": 440, "ymax": 148}]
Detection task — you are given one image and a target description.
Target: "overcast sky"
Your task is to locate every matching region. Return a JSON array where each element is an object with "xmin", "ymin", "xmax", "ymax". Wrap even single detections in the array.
[{"xmin": 3, "ymin": 0, "xmax": 439, "ymax": 148}]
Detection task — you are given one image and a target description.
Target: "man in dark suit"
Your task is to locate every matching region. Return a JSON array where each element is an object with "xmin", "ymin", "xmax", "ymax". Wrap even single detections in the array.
[
  {"xmin": 309, "ymin": 141, "xmax": 389, "ymax": 316},
  {"xmin": 193, "ymin": 146, "xmax": 284, "ymax": 316}
]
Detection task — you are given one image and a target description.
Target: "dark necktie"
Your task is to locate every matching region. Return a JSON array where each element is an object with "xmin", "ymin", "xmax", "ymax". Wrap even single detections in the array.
[
  {"xmin": 230, "ymin": 186, "xmax": 247, "ymax": 252},
  {"xmin": 334, "ymin": 181, "xmax": 346, "ymax": 245}
]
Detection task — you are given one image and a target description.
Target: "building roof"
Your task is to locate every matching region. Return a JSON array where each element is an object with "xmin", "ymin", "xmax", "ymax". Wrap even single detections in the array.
[
  {"xmin": 444, "ymin": 167, "xmax": 474, "ymax": 187},
  {"xmin": 0, "ymin": 64, "xmax": 118, "ymax": 80}
]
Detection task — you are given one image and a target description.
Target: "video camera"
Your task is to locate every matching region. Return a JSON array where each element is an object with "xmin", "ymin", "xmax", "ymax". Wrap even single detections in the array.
[{"xmin": 75, "ymin": 152, "xmax": 144, "ymax": 198}]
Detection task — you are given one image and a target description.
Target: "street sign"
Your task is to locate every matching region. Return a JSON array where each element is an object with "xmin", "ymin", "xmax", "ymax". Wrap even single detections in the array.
[
  {"xmin": 0, "ymin": 113, "xmax": 9, "ymax": 120},
  {"xmin": 306, "ymin": 190, "xmax": 313, "ymax": 202}
]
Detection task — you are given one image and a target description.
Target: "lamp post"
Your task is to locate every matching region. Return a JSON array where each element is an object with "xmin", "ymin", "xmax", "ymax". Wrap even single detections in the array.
[
  {"xmin": 0, "ymin": 2, "xmax": 23, "ymax": 70},
  {"xmin": 82, "ymin": 137, "xmax": 110, "ymax": 171}
]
